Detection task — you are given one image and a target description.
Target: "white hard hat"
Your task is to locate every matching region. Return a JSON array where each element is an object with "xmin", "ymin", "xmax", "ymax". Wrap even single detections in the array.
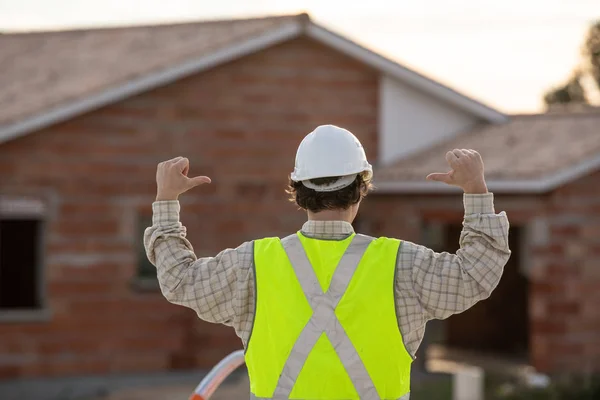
[{"xmin": 290, "ymin": 125, "xmax": 373, "ymax": 192}]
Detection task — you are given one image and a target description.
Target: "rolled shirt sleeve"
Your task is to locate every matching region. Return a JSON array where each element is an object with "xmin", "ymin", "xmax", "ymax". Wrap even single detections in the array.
[
  {"xmin": 395, "ymin": 193, "xmax": 511, "ymax": 356},
  {"xmin": 143, "ymin": 201, "xmax": 255, "ymax": 344}
]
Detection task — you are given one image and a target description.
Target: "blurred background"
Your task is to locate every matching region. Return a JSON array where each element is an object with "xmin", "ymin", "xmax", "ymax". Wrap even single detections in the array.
[{"xmin": 0, "ymin": 1, "xmax": 599, "ymax": 399}]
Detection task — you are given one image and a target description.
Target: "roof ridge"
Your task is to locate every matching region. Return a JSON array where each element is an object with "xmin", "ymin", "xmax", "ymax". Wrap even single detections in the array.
[{"xmin": 0, "ymin": 12, "xmax": 310, "ymax": 36}]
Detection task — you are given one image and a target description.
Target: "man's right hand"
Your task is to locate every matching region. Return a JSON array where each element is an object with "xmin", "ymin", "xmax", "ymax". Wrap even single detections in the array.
[
  {"xmin": 425, "ymin": 149, "xmax": 488, "ymax": 194},
  {"xmin": 155, "ymin": 157, "xmax": 211, "ymax": 201}
]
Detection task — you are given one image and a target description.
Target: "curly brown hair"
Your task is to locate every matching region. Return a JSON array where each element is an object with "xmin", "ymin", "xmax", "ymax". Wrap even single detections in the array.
[{"xmin": 287, "ymin": 173, "xmax": 373, "ymax": 213}]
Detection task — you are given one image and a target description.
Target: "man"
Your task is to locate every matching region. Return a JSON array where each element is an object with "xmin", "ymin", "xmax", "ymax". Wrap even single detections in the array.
[{"xmin": 144, "ymin": 124, "xmax": 510, "ymax": 399}]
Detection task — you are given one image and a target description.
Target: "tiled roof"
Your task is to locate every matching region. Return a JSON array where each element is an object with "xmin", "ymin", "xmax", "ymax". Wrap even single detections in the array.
[
  {"xmin": 376, "ymin": 106, "xmax": 600, "ymax": 184},
  {"xmin": 0, "ymin": 14, "xmax": 301, "ymax": 127}
]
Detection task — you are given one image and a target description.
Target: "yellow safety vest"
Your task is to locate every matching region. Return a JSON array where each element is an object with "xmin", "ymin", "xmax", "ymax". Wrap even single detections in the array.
[{"xmin": 245, "ymin": 232, "xmax": 413, "ymax": 399}]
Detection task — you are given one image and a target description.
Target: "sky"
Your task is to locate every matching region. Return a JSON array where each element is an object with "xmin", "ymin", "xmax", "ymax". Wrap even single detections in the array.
[{"xmin": 1, "ymin": 0, "xmax": 599, "ymax": 114}]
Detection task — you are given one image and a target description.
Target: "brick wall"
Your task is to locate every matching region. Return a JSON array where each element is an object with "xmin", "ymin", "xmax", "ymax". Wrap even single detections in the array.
[
  {"xmin": 528, "ymin": 171, "xmax": 600, "ymax": 373},
  {"xmin": 0, "ymin": 37, "xmax": 379, "ymax": 379}
]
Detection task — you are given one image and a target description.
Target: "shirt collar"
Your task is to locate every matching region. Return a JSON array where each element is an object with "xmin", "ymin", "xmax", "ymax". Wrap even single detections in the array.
[{"xmin": 300, "ymin": 220, "xmax": 355, "ymax": 240}]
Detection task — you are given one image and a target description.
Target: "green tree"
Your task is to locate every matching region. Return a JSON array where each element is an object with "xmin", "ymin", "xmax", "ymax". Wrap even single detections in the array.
[
  {"xmin": 544, "ymin": 20, "xmax": 600, "ymax": 106},
  {"xmin": 544, "ymin": 72, "xmax": 587, "ymax": 105},
  {"xmin": 584, "ymin": 21, "xmax": 600, "ymax": 88}
]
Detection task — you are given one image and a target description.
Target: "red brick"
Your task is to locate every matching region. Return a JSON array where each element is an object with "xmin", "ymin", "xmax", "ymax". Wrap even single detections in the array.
[
  {"xmin": 27, "ymin": 358, "xmax": 112, "ymax": 377},
  {"xmin": 47, "ymin": 241, "xmax": 131, "ymax": 255},
  {"xmin": 532, "ymin": 243, "xmax": 564, "ymax": 256},
  {"xmin": 36, "ymin": 337, "xmax": 107, "ymax": 356},
  {"xmin": 0, "ymin": 323, "xmax": 53, "ymax": 337},
  {"xmin": 208, "ymin": 331, "xmax": 241, "ymax": 347},
  {"xmin": 564, "ymin": 242, "xmax": 586, "ymax": 259},
  {"xmin": 192, "ymin": 347, "xmax": 242, "ymax": 369},
  {"xmin": 567, "ymin": 282, "xmax": 600, "ymax": 299},
  {"xmin": 48, "ymin": 281, "xmax": 121, "ymax": 297},
  {"xmin": 547, "ymin": 301, "xmax": 580, "ymax": 316},
  {"xmin": 50, "ymin": 308, "xmax": 185, "ymax": 334},
  {"xmin": 235, "ymin": 182, "xmax": 269, "ymax": 199},
  {"xmin": 0, "ymin": 365, "xmax": 22, "ymax": 379},
  {"xmin": 0, "ymin": 339, "xmax": 29, "ymax": 354},
  {"xmin": 571, "ymin": 319, "xmax": 600, "ymax": 332},
  {"xmin": 111, "ymin": 353, "xmax": 169, "ymax": 372},
  {"xmin": 419, "ymin": 210, "xmax": 464, "ymax": 222},
  {"xmin": 588, "ymin": 243, "xmax": 600, "ymax": 255},
  {"xmin": 552, "ymin": 339, "xmax": 586, "ymax": 355},
  {"xmin": 59, "ymin": 202, "xmax": 116, "ymax": 215},
  {"xmin": 123, "ymin": 298, "xmax": 185, "ymax": 318},
  {"xmin": 0, "ymin": 160, "xmax": 17, "ymax": 175},
  {"xmin": 66, "ymin": 298, "xmax": 132, "ymax": 316},
  {"xmin": 214, "ymin": 219, "xmax": 246, "ymax": 234},
  {"xmin": 531, "ymin": 282, "xmax": 567, "ymax": 296},
  {"xmin": 585, "ymin": 342, "xmax": 600, "ymax": 359},
  {"xmin": 52, "ymin": 218, "xmax": 121, "ymax": 237},
  {"xmin": 48, "ymin": 263, "xmax": 129, "ymax": 283},
  {"xmin": 530, "ymin": 356, "xmax": 552, "ymax": 374},
  {"xmin": 550, "ymin": 225, "xmax": 581, "ymax": 237},
  {"xmin": 531, "ymin": 319, "xmax": 567, "ymax": 335},
  {"xmin": 580, "ymin": 223, "xmax": 600, "ymax": 240},
  {"xmin": 530, "ymin": 337, "xmax": 549, "ymax": 368},
  {"xmin": 546, "ymin": 264, "xmax": 580, "ymax": 280},
  {"xmin": 114, "ymin": 334, "xmax": 182, "ymax": 353}
]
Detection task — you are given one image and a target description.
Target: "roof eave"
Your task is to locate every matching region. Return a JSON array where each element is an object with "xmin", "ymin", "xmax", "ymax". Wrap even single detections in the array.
[
  {"xmin": 373, "ymin": 180, "xmax": 548, "ymax": 194},
  {"xmin": 374, "ymin": 154, "xmax": 600, "ymax": 195}
]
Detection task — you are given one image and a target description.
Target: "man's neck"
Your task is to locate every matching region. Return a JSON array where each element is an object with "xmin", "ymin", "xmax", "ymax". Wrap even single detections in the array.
[{"xmin": 307, "ymin": 209, "xmax": 354, "ymax": 223}]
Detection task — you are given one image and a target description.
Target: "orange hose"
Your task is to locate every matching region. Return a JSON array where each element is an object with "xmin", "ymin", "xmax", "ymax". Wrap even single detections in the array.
[{"xmin": 191, "ymin": 350, "xmax": 245, "ymax": 399}]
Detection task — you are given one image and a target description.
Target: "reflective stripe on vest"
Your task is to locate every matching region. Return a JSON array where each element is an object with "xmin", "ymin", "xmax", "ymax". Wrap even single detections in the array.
[
  {"xmin": 250, "ymin": 393, "xmax": 411, "ymax": 400},
  {"xmin": 247, "ymin": 233, "xmax": 412, "ymax": 399},
  {"xmin": 274, "ymin": 234, "xmax": 377, "ymax": 398}
]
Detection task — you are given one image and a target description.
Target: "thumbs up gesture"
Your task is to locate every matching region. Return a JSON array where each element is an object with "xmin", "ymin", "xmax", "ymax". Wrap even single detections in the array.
[
  {"xmin": 155, "ymin": 157, "xmax": 212, "ymax": 201},
  {"xmin": 426, "ymin": 149, "xmax": 488, "ymax": 194}
]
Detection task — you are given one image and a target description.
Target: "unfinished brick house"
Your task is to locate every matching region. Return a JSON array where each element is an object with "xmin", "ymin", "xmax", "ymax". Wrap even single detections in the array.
[{"xmin": 0, "ymin": 12, "xmax": 598, "ymax": 384}]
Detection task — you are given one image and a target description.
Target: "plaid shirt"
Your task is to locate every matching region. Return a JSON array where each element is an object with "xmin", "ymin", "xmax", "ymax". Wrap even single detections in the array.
[{"xmin": 144, "ymin": 193, "xmax": 510, "ymax": 358}]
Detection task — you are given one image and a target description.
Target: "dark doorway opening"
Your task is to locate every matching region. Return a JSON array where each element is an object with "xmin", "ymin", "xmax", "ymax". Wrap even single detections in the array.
[{"xmin": 444, "ymin": 225, "xmax": 528, "ymax": 357}]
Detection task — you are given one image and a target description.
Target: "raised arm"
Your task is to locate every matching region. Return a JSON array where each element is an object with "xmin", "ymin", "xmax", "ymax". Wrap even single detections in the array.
[
  {"xmin": 399, "ymin": 149, "xmax": 511, "ymax": 320},
  {"xmin": 143, "ymin": 157, "xmax": 254, "ymax": 340},
  {"xmin": 400, "ymin": 194, "xmax": 510, "ymax": 320}
]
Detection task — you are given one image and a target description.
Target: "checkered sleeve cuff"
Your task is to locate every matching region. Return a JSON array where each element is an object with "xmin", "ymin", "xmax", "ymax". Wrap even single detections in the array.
[
  {"xmin": 463, "ymin": 193, "xmax": 496, "ymax": 215},
  {"xmin": 152, "ymin": 200, "xmax": 181, "ymax": 225}
]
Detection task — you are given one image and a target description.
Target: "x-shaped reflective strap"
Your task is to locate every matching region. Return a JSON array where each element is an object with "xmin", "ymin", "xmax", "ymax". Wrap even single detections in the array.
[{"xmin": 271, "ymin": 234, "xmax": 379, "ymax": 399}]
